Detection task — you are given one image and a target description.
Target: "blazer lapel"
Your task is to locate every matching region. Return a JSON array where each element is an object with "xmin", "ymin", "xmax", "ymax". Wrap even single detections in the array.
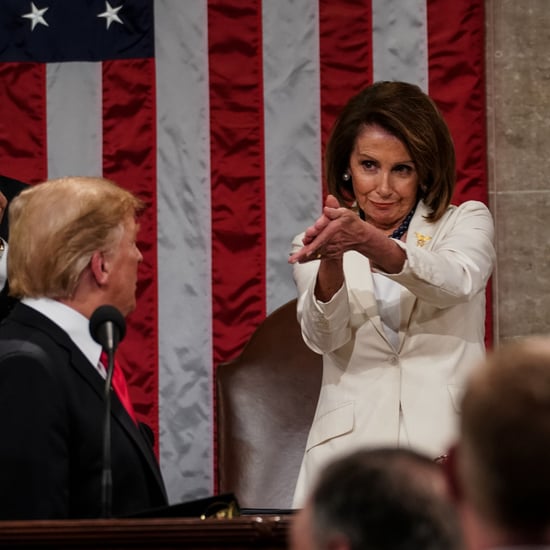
[
  {"xmin": 110, "ymin": 399, "xmax": 168, "ymax": 500},
  {"xmin": 398, "ymin": 201, "xmax": 436, "ymax": 350},
  {"xmin": 67, "ymin": 344, "xmax": 168, "ymax": 499},
  {"xmin": 70, "ymin": 346, "xmax": 167, "ymax": 499}
]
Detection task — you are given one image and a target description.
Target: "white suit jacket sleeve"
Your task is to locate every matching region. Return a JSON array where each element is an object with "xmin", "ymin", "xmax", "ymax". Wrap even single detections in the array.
[
  {"xmin": 381, "ymin": 200, "xmax": 495, "ymax": 306},
  {"xmin": 290, "ymin": 233, "xmax": 353, "ymax": 354},
  {"xmin": 291, "ymin": 200, "xmax": 495, "ymax": 353}
]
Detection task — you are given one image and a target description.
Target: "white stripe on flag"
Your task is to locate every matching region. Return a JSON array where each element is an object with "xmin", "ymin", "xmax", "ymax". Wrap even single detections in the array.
[
  {"xmin": 263, "ymin": 0, "xmax": 322, "ymax": 314},
  {"xmin": 372, "ymin": 0, "xmax": 428, "ymax": 90},
  {"xmin": 47, "ymin": 62, "xmax": 102, "ymax": 178},
  {"xmin": 155, "ymin": 0, "xmax": 214, "ymax": 502}
]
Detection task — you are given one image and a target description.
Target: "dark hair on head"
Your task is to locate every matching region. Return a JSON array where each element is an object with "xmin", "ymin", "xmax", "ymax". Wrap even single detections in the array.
[
  {"xmin": 310, "ymin": 448, "xmax": 462, "ymax": 550},
  {"xmin": 325, "ymin": 81, "xmax": 456, "ymax": 222}
]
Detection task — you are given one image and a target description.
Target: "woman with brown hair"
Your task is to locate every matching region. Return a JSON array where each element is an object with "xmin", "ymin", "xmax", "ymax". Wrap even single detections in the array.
[{"xmin": 289, "ymin": 81, "xmax": 495, "ymax": 507}]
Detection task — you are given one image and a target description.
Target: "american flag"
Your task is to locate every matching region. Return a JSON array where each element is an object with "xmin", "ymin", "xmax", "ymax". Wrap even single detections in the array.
[{"xmin": 0, "ymin": 0, "xmax": 487, "ymax": 503}]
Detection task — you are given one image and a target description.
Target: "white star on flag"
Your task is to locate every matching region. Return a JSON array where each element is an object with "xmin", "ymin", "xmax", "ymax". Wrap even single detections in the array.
[
  {"xmin": 97, "ymin": 1, "xmax": 123, "ymax": 30},
  {"xmin": 22, "ymin": 2, "xmax": 49, "ymax": 31}
]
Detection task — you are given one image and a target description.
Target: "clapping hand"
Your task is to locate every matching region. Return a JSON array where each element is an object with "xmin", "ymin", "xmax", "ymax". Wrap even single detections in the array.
[{"xmin": 288, "ymin": 194, "xmax": 365, "ymax": 264}]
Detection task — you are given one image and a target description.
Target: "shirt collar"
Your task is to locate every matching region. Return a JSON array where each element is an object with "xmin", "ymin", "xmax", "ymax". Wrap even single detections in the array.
[{"xmin": 21, "ymin": 297, "xmax": 102, "ymax": 368}]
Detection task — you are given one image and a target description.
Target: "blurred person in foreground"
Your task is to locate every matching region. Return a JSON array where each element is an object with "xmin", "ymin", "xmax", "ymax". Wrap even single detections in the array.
[
  {"xmin": 448, "ymin": 336, "xmax": 550, "ymax": 550},
  {"xmin": 288, "ymin": 81, "xmax": 495, "ymax": 506},
  {"xmin": 290, "ymin": 447, "xmax": 463, "ymax": 550},
  {"xmin": 0, "ymin": 176, "xmax": 168, "ymax": 519}
]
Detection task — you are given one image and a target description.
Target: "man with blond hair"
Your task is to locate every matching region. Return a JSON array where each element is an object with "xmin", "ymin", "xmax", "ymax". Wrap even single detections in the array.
[
  {"xmin": 0, "ymin": 176, "xmax": 168, "ymax": 519},
  {"xmin": 449, "ymin": 336, "xmax": 550, "ymax": 549}
]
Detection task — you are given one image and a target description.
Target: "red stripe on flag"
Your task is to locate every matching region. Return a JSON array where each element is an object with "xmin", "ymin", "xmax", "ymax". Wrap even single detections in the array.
[
  {"xmin": 427, "ymin": 1, "xmax": 492, "ymax": 346},
  {"xmin": 0, "ymin": 62, "xmax": 47, "ymax": 184},
  {"xmin": 319, "ymin": 0, "xmax": 373, "ymax": 190},
  {"xmin": 427, "ymin": 0, "xmax": 487, "ymax": 205},
  {"xmin": 102, "ymin": 58, "xmax": 160, "ymax": 446},
  {"xmin": 208, "ymin": 0, "xmax": 267, "ymax": 367}
]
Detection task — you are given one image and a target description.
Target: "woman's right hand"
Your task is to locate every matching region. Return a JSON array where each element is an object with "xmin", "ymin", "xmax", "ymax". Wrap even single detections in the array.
[{"xmin": 289, "ymin": 194, "xmax": 362, "ymax": 264}]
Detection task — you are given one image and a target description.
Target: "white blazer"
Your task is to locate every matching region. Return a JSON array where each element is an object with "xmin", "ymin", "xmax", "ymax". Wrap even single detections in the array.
[{"xmin": 291, "ymin": 200, "xmax": 495, "ymax": 507}]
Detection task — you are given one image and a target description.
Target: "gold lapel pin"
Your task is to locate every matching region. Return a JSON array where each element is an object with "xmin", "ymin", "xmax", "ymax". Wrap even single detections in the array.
[{"xmin": 415, "ymin": 232, "xmax": 432, "ymax": 247}]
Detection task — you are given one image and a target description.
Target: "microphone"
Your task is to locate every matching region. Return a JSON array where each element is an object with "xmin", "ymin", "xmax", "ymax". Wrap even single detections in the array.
[
  {"xmin": 89, "ymin": 305, "xmax": 126, "ymax": 354},
  {"xmin": 89, "ymin": 305, "xmax": 126, "ymax": 518}
]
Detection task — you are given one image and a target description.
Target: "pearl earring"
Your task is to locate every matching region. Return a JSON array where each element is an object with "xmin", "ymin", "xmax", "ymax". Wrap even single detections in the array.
[{"xmin": 343, "ymin": 172, "xmax": 351, "ymax": 181}]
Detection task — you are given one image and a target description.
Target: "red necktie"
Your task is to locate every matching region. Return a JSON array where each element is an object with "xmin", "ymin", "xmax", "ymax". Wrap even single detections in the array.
[{"xmin": 100, "ymin": 351, "xmax": 138, "ymax": 425}]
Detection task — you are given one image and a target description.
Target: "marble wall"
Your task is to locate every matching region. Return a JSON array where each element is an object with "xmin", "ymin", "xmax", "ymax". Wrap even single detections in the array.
[{"xmin": 486, "ymin": 0, "xmax": 550, "ymax": 342}]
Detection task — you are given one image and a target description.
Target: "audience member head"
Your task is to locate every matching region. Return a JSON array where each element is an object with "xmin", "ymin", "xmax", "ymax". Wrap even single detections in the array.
[
  {"xmin": 452, "ymin": 336, "xmax": 550, "ymax": 547},
  {"xmin": 291, "ymin": 447, "xmax": 462, "ymax": 550},
  {"xmin": 8, "ymin": 176, "xmax": 144, "ymax": 317}
]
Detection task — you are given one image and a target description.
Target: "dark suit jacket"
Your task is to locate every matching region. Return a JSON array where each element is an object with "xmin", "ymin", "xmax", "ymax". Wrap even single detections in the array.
[
  {"xmin": 0, "ymin": 303, "xmax": 168, "ymax": 519},
  {"xmin": 0, "ymin": 175, "xmax": 28, "ymax": 321}
]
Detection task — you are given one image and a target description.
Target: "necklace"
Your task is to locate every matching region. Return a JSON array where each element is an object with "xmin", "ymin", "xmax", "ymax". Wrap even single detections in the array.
[
  {"xmin": 389, "ymin": 203, "xmax": 417, "ymax": 240},
  {"xmin": 358, "ymin": 201, "xmax": 418, "ymax": 240}
]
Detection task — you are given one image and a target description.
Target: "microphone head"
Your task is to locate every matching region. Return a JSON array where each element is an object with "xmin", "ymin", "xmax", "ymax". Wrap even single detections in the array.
[{"xmin": 89, "ymin": 305, "xmax": 126, "ymax": 351}]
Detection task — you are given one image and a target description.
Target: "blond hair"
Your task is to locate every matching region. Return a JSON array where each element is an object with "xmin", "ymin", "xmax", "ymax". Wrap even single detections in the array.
[{"xmin": 8, "ymin": 176, "xmax": 144, "ymax": 299}]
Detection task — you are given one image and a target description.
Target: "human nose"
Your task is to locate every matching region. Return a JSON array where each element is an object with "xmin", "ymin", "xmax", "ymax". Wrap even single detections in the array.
[{"xmin": 376, "ymin": 171, "xmax": 393, "ymax": 197}]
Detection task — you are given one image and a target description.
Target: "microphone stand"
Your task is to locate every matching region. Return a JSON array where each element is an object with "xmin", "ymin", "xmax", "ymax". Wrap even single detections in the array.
[
  {"xmin": 101, "ymin": 349, "xmax": 116, "ymax": 518},
  {"xmin": 89, "ymin": 305, "xmax": 125, "ymax": 519}
]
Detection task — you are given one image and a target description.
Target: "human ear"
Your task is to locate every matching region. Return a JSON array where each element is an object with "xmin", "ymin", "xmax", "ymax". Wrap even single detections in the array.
[{"xmin": 90, "ymin": 251, "xmax": 108, "ymax": 285}]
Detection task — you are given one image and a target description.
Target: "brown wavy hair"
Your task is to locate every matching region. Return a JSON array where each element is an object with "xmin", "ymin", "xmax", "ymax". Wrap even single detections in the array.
[{"xmin": 325, "ymin": 81, "xmax": 456, "ymax": 222}]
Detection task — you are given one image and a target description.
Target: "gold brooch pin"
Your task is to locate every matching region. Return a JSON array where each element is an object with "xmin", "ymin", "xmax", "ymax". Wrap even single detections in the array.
[{"xmin": 415, "ymin": 232, "xmax": 432, "ymax": 247}]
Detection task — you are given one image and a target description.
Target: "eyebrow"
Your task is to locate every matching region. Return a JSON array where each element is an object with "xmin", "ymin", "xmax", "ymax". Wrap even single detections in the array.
[
  {"xmin": 357, "ymin": 155, "xmax": 415, "ymax": 166},
  {"xmin": 356, "ymin": 151, "xmax": 413, "ymax": 162}
]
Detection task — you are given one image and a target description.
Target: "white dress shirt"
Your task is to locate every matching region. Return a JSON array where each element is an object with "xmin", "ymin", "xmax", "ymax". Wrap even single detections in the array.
[{"xmin": 21, "ymin": 297, "xmax": 105, "ymax": 378}]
